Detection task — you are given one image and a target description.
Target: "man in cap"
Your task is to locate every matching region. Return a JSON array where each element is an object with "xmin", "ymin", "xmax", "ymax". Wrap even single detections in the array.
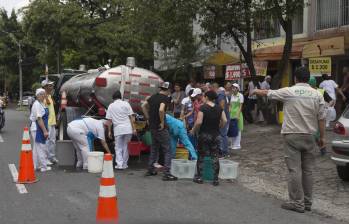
[
  {"xmin": 142, "ymin": 82, "xmax": 178, "ymax": 181},
  {"xmin": 42, "ymin": 79, "xmax": 58, "ymax": 164},
  {"xmin": 253, "ymin": 67, "xmax": 326, "ymax": 213}
]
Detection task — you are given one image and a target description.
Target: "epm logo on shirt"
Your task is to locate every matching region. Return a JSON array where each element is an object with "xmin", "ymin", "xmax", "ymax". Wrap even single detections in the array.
[{"xmin": 294, "ymin": 88, "xmax": 314, "ymax": 97}]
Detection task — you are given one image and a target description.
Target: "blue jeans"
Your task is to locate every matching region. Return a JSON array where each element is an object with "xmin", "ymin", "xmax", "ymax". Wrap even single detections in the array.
[{"xmin": 219, "ymin": 119, "xmax": 230, "ymax": 155}]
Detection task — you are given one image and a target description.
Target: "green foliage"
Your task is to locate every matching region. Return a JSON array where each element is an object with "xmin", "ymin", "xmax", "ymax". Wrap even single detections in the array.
[{"xmin": 31, "ymin": 82, "xmax": 42, "ymax": 92}]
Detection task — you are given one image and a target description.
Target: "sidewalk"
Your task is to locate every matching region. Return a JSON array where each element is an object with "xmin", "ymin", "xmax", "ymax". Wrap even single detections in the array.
[{"xmin": 233, "ymin": 124, "xmax": 349, "ymax": 222}]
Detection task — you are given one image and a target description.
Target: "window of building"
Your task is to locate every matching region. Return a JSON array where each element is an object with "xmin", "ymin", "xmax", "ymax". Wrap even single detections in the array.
[
  {"xmin": 292, "ymin": 9, "xmax": 304, "ymax": 34},
  {"xmin": 342, "ymin": 0, "xmax": 349, "ymax": 26},
  {"xmin": 254, "ymin": 16, "xmax": 280, "ymax": 40},
  {"xmin": 317, "ymin": 0, "xmax": 349, "ymax": 30}
]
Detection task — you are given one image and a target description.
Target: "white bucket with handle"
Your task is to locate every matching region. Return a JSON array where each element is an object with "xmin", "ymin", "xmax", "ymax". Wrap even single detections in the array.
[{"xmin": 87, "ymin": 151, "xmax": 104, "ymax": 173}]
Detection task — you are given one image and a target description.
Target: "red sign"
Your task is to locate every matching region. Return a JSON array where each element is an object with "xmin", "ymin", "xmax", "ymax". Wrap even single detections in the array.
[{"xmin": 225, "ymin": 63, "xmax": 251, "ymax": 80}]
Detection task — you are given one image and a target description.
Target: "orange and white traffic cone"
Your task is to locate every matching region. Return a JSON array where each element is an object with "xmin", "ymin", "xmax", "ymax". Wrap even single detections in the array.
[
  {"xmin": 17, "ymin": 127, "xmax": 38, "ymax": 184},
  {"xmin": 96, "ymin": 154, "xmax": 119, "ymax": 223}
]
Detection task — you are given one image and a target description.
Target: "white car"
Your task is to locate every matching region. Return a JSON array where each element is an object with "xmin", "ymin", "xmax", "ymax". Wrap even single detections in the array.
[{"xmin": 17, "ymin": 96, "xmax": 32, "ymax": 106}]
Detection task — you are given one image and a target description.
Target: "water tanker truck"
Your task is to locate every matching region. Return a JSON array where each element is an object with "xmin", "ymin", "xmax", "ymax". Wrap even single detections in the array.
[{"xmin": 58, "ymin": 58, "xmax": 163, "ymax": 140}]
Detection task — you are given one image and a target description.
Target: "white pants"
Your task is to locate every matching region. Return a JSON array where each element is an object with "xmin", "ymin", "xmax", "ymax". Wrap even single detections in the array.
[
  {"xmin": 67, "ymin": 126, "xmax": 89, "ymax": 169},
  {"xmin": 47, "ymin": 125, "xmax": 56, "ymax": 160},
  {"xmin": 230, "ymin": 131, "xmax": 241, "ymax": 150},
  {"xmin": 31, "ymin": 130, "xmax": 49, "ymax": 169},
  {"xmin": 115, "ymin": 134, "xmax": 132, "ymax": 169}
]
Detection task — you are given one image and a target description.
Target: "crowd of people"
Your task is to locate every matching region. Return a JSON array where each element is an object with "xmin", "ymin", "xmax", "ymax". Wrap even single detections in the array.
[
  {"xmin": 141, "ymin": 80, "xmax": 247, "ymax": 185},
  {"xmin": 27, "ymin": 67, "xmax": 347, "ymax": 211}
]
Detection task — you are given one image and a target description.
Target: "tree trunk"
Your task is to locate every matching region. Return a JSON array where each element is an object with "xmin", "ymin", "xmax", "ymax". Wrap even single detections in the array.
[{"xmin": 271, "ymin": 19, "xmax": 293, "ymax": 89}]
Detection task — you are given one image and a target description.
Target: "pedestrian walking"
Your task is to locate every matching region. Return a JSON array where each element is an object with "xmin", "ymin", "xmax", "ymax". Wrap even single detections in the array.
[
  {"xmin": 172, "ymin": 83, "xmax": 185, "ymax": 118},
  {"xmin": 30, "ymin": 88, "xmax": 51, "ymax": 172},
  {"xmin": 42, "ymin": 80, "xmax": 58, "ymax": 164},
  {"xmin": 142, "ymin": 82, "xmax": 178, "ymax": 181},
  {"xmin": 67, "ymin": 118, "xmax": 111, "ymax": 170},
  {"xmin": 191, "ymin": 90, "xmax": 227, "ymax": 186},
  {"xmin": 106, "ymin": 90, "xmax": 137, "ymax": 170},
  {"xmin": 228, "ymin": 83, "xmax": 244, "ymax": 150},
  {"xmin": 254, "ymin": 67, "xmax": 326, "ymax": 213}
]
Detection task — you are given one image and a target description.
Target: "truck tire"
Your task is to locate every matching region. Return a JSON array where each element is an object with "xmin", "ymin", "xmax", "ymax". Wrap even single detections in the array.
[{"xmin": 337, "ymin": 165, "xmax": 349, "ymax": 181}]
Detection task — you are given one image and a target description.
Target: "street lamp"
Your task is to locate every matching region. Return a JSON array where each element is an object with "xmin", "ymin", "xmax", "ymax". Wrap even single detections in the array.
[{"xmin": 0, "ymin": 30, "xmax": 23, "ymax": 108}]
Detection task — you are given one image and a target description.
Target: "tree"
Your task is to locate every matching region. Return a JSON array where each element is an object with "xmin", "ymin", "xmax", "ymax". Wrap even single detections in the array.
[
  {"xmin": 259, "ymin": 0, "xmax": 306, "ymax": 88},
  {"xmin": 199, "ymin": 0, "xmax": 257, "ymax": 76}
]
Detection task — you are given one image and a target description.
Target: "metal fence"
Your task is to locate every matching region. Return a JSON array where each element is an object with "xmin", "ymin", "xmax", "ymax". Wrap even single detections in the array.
[{"xmin": 317, "ymin": 0, "xmax": 349, "ymax": 30}]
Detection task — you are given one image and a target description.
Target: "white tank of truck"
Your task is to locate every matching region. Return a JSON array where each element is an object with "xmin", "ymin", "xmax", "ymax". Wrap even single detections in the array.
[
  {"xmin": 58, "ymin": 58, "xmax": 163, "ymax": 140},
  {"xmin": 60, "ymin": 58, "xmax": 163, "ymax": 115}
]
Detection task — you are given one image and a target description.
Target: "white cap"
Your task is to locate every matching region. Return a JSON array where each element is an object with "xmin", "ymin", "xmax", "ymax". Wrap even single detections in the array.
[
  {"xmin": 36, "ymin": 88, "xmax": 46, "ymax": 96},
  {"xmin": 41, "ymin": 79, "xmax": 54, "ymax": 87},
  {"xmin": 232, "ymin": 83, "xmax": 240, "ymax": 90},
  {"xmin": 191, "ymin": 88, "xmax": 202, "ymax": 97},
  {"xmin": 160, "ymin": 82, "xmax": 170, "ymax": 90}
]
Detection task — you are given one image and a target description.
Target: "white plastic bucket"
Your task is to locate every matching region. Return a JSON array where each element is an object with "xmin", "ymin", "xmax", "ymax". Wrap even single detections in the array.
[{"xmin": 87, "ymin": 151, "xmax": 104, "ymax": 173}]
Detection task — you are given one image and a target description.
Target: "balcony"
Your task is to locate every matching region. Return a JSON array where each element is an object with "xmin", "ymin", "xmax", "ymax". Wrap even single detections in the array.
[{"xmin": 316, "ymin": 0, "xmax": 349, "ymax": 30}]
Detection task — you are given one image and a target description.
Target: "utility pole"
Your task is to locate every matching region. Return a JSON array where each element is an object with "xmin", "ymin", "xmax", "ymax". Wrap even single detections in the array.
[{"xmin": 18, "ymin": 42, "xmax": 23, "ymax": 108}]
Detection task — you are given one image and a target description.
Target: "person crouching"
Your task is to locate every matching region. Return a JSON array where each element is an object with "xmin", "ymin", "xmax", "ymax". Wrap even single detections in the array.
[{"xmin": 67, "ymin": 117, "xmax": 111, "ymax": 170}]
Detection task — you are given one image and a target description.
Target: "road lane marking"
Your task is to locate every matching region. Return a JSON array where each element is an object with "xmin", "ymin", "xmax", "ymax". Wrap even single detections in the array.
[
  {"xmin": 8, "ymin": 164, "xmax": 28, "ymax": 194},
  {"xmin": 0, "ymin": 134, "xmax": 3, "ymax": 142}
]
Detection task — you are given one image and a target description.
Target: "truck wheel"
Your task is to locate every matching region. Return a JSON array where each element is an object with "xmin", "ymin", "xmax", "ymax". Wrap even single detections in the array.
[{"xmin": 337, "ymin": 165, "xmax": 349, "ymax": 181}]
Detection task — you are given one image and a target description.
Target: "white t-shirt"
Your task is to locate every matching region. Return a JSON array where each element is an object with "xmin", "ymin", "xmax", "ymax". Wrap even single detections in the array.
[
  {"xmin": 319, "ymin": 80, "xmax": 338, "ymax": 100},
  {"xmin": 106, "ymin": 99, "xmax": 134, "ymax": 136},
  {"xmin": 248, "ymin": 81, "xmax": 257, "ymax": 99},
  {"xmin": 230, "ymin": 93, "xmax": 244, "ymax": 104},
  {"xmin": 30, "ymin": 101, "xmax": 46, "ymax": 131},
  {"xmin": 68, "ymin": 118, "xmax": 105, "ymax": 140}
]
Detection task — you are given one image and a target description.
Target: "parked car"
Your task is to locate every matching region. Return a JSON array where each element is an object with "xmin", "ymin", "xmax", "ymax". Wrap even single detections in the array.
[
  {"xmin": 18, "ymin": 92, "xmax": 34, "ymax": 106},
  {"xmin": 331, "ymin": 107, "xmax": 349, "ymax": 181}
]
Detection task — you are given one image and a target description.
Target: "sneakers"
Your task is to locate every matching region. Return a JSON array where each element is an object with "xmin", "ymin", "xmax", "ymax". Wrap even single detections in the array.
[
  {"xmin": 50, "ymin": 158, "xmax": 59, "ymax": 164},
  {"xmin": 40, "ymin": 167, "xmax": 52, "ymax": 172},
  {"xmin": 46, "ymin": 161, "xmax": 53, "ymax": 166},
  {"xmin": 145, "ymin": 170, "xmax": 158, "ymax": 176},
  {"xmin": 162, "ymin": 174, "xmax": 178, "ymax": 181},
  {"xmin": 281, "ymin": 202, "xmax": 305, "ymax": 213},
  {"xmin": 154, "ymin": 163, "xmax": 163, "ymax": 168},
  {"xmin": 193, "ymin": 177, "xmax": 204, "ymax": 184}
]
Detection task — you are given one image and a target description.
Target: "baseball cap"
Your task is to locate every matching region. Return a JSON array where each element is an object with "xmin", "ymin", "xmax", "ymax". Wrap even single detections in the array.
[
  {"xmin": 191, "ymin": 88, "xmax": 202, "ymax": 97},
  {"xmin": 232, "ymin": 83, "xmax": 240, "ymax": 90},
  {"xmin": 160, "ymin": 82, "xmax": 170, "ymax": 90},
  {"xmin": 41, "ymin": 79, "xmax": 54, "ymax": 87}
]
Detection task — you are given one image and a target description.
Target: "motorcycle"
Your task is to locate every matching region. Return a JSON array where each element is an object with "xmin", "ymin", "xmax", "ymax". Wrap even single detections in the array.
[{"xmin": 0, "ymin": 106, "xmax": 5, "ymax": 131}]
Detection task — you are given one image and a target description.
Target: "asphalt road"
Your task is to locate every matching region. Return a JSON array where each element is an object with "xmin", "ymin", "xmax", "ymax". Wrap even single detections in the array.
[{"xmin": 0, "ymin": 106, "xmax": 344, "ymax": 224}]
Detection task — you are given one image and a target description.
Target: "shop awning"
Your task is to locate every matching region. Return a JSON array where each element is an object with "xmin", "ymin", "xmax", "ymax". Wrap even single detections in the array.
[
  {"xmin": 253, "ymin": 41, "xmax": 306, "ymax": 61},
  {"xmin": 205, "ymin": 51, "xmax": 240, "ymax": 65},
  {"xmin": 302, "ymin": 36, "xmax": 345, "ymax": 58}
]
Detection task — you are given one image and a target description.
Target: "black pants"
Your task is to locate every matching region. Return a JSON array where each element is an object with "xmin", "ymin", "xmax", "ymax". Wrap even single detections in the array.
[
  {"xmin": 196, "ymin": 133, "xmax": 220, "ymax": 180},
  {"xmin": 149, "ymin": 129, "xmax": 171, "ymax": 174}
]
